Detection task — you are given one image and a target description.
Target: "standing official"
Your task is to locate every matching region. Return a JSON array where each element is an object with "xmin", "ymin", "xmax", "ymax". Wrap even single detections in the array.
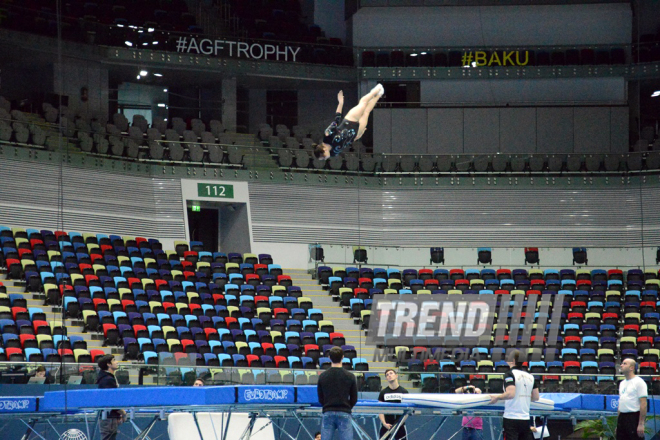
[
  {"xmin": 489, "ymin": 350, "xmax": 540, "ymax": 440},
  {"xmin": 617, "ymin": 358, "xmax": 647, "ymax": 439}
]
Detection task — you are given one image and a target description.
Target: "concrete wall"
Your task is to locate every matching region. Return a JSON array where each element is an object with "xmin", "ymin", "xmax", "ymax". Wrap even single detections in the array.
[
  {"xmin": 374, "ymin": 105, "xmax": 630, "ymax": 154},
  {"xmin": 314, "ymin": 0, "xmax": 347, "ymax": 42},
  {"xmin": 54, "ymin": 57, "xmax": 109, "ymax": 122},
  {"xmin": 352, "ymin": 3, "xmax": 632, "ymax": 47}
]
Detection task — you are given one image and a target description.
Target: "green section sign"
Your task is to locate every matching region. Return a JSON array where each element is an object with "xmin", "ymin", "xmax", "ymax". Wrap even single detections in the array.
[{"xmin": 197, "ymin": 183, "xmax": 234, "ymax": 198}]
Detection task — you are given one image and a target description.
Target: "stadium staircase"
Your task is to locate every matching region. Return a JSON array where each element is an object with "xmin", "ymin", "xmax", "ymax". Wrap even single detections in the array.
[
  {"xmin": 288, "ymin": 268, "xmax": 420, "ymax": 391},
  {"xmin": 0, "ymin": 269, "xmax": 115, "ymax": 377}
]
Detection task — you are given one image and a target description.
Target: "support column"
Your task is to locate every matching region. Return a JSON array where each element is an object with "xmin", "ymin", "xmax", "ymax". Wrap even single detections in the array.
[{"xmin": 222, "ymin": 77, "xmax": 237, "ymax": 132}]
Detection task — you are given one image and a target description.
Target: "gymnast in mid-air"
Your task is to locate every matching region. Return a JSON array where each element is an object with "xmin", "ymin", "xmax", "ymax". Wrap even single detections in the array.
[{"xmin": 313, "ymin": 83, "xmax": 384, "ymax": 160}]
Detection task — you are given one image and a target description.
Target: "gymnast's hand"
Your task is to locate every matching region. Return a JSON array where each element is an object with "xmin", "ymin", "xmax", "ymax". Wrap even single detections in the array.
[
  {"xmin": 337, "ymin": 90, "xmax": 344, "ymax": 104},
  {"xmin": 488, "ymin": 394, "xmax": 499, "ymax": 405}
]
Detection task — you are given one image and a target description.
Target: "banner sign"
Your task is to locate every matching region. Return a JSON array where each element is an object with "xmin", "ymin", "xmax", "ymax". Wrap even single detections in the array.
[
  {"xmin": 0, "ymin": 397, "xmax": 37, "ymax": 413},
  {"xmin": 176, "ymin": 37, "xmax": 301, "ymax": 62},
  {"xmin": 462, "ymin": 51, "xmax": 530, "ymax": 66},
  {"xmin": 237, "ymin": 386, "xmax": 295, "ymax": 404}
]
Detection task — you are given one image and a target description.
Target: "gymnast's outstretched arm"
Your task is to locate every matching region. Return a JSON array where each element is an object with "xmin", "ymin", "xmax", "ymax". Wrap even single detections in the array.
[{"xmin": 336, "ymin": 90, "xmax": 344, "ymax": 115}]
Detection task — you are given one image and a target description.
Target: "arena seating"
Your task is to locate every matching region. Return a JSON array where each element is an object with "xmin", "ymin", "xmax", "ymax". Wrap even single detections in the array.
[
  {"xmin": 0, "ymin": 226, "xmax": 358, "ymax": 377},
  {"xmin": 318, "ymin": 265, "xmax": 660, "ymax": 394},
  {"xmin": 0, "ymin": 100, "xmax": 263, "ymax": 165}
]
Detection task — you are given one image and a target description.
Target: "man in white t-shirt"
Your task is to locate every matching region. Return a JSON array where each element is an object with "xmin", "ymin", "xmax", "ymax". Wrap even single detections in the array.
[
  {"xmin": 489, "ymin": 349, "xmax": 540, "ymax": 440},
  {"xmin": 617, "ymin": 358, "xmax": 647, "ymax": 439}
]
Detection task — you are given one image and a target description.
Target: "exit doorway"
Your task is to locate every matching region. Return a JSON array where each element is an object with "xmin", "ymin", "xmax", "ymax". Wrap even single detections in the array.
[{"xmin": 187, "ymin": 202, "xmax": 252, "ymax": 254}]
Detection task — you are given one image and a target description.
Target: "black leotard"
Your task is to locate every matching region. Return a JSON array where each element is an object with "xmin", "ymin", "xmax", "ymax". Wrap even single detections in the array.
[{"xmin": 323, "ymin": 112, "xmax": 359, "ymax": 157}]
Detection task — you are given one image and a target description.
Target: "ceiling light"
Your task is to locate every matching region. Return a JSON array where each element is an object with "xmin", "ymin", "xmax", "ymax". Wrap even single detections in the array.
[
  {"xmin": 140, "ymin": 70, "xmax": 148, "ymax": 76},
  {"xmin": 117, "ymin": 24, "xmax": 124, "ymax": 28},
  {"xmin": 652, "ymin": 90, "xmax": 660, "ymax": 97},
  {"xmin": 142, "ymin": 42, "xmax": 149, "ymax": 46},
  {"xmin": 410, "ymin": 53, "xmax": 418, "ymax": 57},
  {"xmin": 163, "ymin": 88, "xmax": 168, "ymax": 92},
  {"xmin": 124, "ymin": 41, "xmax": 133, "ymax": 47},
  {"xmin": 152, "ymin": 41, "xmax": 159, "ymax": 45},
  {"xmin": 154, "ymin": 73, "xmax": 163, "ymax": 77},
  {"xmin": 148, "ymin": 28, "xmax": 155, "ymax": 33},
  {"xmin": 158, "ymin": 103, "xmax": 166, "ymax": 107},
  {"xmin": 420, "ymin": 52, "xmax": 427, "ymax": 55},
  {"xmin": 136, "ymin": 75, "xmax": 141, "ymax": 79}
]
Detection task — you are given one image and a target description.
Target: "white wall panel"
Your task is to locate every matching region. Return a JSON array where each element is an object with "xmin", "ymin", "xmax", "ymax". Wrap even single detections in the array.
[
  {"xmin": 391, "ymin": 109, "xmax": 427, "ymax": 154},
  {"xmin": 427, "ymin": 108, "xmax": 464, "ymax": 154},
  {"xmin": 464, "ymin": 108, "xmax": 499, "ymax": 153},
  {"xmin": 373, "ymin": 108, "xmax": 393, "ymax": 153},
  {"xmin": 378, "ymin": 106, "xmax": 627, "ymax": 154},
  {"xmin": 610, "ymin": 107, "xmax": 630, "ymax": 154},
  {"xmin": 499, "ymin": 108, "xmax": 536, "ymax": 154},
  {"xmin": 574, "ymin": 107, "xmax": 611, "ymax": 153},
  {"xmin": 353, "ymin": 4, "xmax": 631, "ymax": 47},
  {"xmin": 536, "ymin": 107, "xmax": 574, "ymax": 153},
  {"xmin": 421, "ymin": 78, "xmax": 626, "ymax": 105}
]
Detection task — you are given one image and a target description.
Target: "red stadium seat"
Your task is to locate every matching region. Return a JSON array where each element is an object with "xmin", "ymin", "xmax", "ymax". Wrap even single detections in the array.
[
  {"xmin": 530, "ymin": 280, "xmax": 545, "ymax": 289},
  {"xmin": 32, "ymin": 320, "xmax": 50, "ymax": 334},
  {"xmin": 6, "ymin": 347, "xmax": 24, "ymax": 361},
  {"xmin": 450, "ymin": 269, "xmax": 465, "ymax": 279},
  {"xmin": 204, "ymin": 328, "xmax": 219, "ymax": 340},
  {"xmin": 274, "ymin": 356, "xmax": 288, "ymax": 368},
  {"xmin": 496, "ymin": 269, "xmax": 512, "ymax": 279},
  {"xmin": 608, "ymin": 269, "xmax": 623, "ymax": 280},
  {"xmin": 12, "ymin": 307, "xmax": 27, "ymax": 320},
  {"xmin": 90, "ymin": 349, "xmax": 105, "ymax": 362},
  {"xmin": 181, "ymin": 339, "xmax": 196, "ymax": 353},
  {"xmin": 20, "ymin": 334, "xmax": 37, "ymax": 348},
  {"xmin": 330, "ymin": 332, "xmax": 345, "ymax": 346},
  {"xmin": 174, "ymin": 352, "xmax": 189, "ymax": 364},
  {"xmin": 246, "ymin": 354, "xmax": 261, "ymax": 366},
  {"xmin": 133, "ymin": 325, "xmax": 147, "ymax": 338}
]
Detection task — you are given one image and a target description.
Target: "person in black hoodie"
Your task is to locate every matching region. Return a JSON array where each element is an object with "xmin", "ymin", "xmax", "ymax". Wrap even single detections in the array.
[
  {"xmin": 96, "ymin": 355, "xmax": 126, "ymax": 440},
  {"xmin": 317, "ymin": 346, "xmax": 358, "ymax": 440}
]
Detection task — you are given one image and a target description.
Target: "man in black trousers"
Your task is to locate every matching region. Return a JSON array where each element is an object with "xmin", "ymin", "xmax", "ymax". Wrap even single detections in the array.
[
  {"xmin": 96, "ymin": 355, "xmax": 126, "ymax": 440},
  {"xmin": 317, "ymin": 346, "xmax": 358, "ymax": 440}
]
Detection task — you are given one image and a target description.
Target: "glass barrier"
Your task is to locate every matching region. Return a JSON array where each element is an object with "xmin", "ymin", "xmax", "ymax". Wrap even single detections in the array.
[
  {"xmin": 1, "ymin": 361, "xmax": 659, "ymax": 397},
  {"xmin": 0, "ymin": 361, "xmax": 386, "ymax": 389},
  {"xmin": 1, "ymin": 113, "xmax": 656, "ymax": 177}
]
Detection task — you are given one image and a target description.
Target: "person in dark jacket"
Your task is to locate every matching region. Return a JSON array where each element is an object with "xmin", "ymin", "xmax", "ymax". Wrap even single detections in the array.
[
  {"xmin": 96, "ymin": 355, "xmax": 126, "ymax": 440},
  {"xmin": 317, "ymin": 346, "xmax": 358, "ymax": 440}
]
